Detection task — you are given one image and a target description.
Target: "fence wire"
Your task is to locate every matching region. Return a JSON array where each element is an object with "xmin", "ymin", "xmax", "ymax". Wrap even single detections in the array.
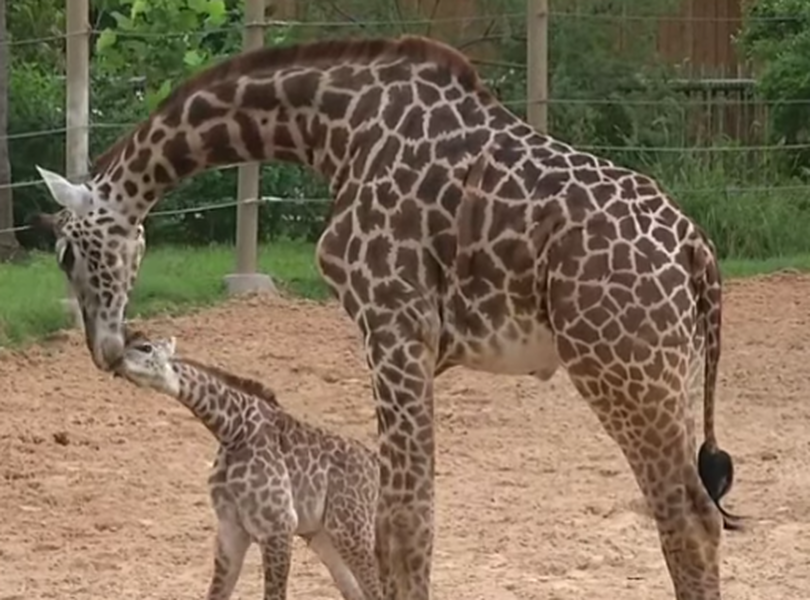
[
  {"xmin": 0, "ymin": 194, "xmax": 332, "ymax": 236},
  {"xmin": 5, "ymin": 174, "xmax": 810, "ymax": 238},
  {"xmin": 8, "ymin": 92, "xmax": 810, "ymax": 144},
  {"xmin": 2, "ymin": 8, "xmax": 809, "ymax": 142},
  {"xmin": 1, "ymin": 8, "xmax": 802, "ymax": 49},
  {"xmin": 2, "ymin": 5, "xmax": 809, "ymax": 239}
]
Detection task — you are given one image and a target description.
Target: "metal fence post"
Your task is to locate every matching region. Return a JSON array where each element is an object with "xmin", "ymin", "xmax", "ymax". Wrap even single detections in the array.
[
  {"xmin": 526, "ymin": 0, "xmax": 549, "ymax": 133},
  {"xmin": 62, "ymin": 0, "xmax": 90, "ymax": 329}
]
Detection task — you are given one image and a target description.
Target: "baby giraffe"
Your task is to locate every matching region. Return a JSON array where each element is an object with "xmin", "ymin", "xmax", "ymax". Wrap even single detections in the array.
[{"xmin": 116, "ymin": 334, "xmax": 383, "ymax": 600}]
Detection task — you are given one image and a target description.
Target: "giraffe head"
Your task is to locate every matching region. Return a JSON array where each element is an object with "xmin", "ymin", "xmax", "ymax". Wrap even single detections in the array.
[
  {"xmin": 118, "ymin": 333, "xmax": 180, "ymax": 396},
  {"xmin": 33, "ymin": 166, "xmax": 147, "ymax": 371}
]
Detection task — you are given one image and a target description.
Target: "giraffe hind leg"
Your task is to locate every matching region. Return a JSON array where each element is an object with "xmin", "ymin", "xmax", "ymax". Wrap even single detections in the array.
[
  {"xmin": 547, "ymin": 288, "xmax": 725, "ymax": 596},
  {"xmin": 568, "ymin": 367, "xmax": 724, "ymax": 600}
]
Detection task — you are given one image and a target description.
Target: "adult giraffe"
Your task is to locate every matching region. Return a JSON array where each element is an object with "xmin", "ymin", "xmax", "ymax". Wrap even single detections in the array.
[{"xmin": 32, "ymin": 35, "xmax": 740, "ymax": 600}]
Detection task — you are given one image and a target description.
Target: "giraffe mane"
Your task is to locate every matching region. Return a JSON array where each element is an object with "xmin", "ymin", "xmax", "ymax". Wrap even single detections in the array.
[
  {"xmin": 175, "ymin": 357, "xmax": 280, "ymax": 407},
  {"xmin": 91, "ymin": 34, "xmax": 488, "ymax": 176}
]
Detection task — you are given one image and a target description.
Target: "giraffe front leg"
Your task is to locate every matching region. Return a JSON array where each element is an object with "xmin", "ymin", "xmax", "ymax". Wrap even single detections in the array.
[
  {"xmin": 259, "ymin": 532, "xmax": 294, "ymax": 600},
  {"xmin": 375, "ymin": 518, "xmax": 398, "ymax": 600},
  {"xmin": 363, "ymin": 312, "xmax": 438, "ymax": 600},
  {"xmin": 205, "ymin": 517, "xmax": 251, "ymax": 600},
  {"xmin": 207, "ymin": 460, "xmax": 251, "ymax": 600}
]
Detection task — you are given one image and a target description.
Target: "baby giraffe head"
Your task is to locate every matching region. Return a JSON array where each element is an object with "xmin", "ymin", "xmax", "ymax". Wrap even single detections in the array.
[{"xmin": 118, "ymin": 332, "xmax": 180, "ymax": 396}]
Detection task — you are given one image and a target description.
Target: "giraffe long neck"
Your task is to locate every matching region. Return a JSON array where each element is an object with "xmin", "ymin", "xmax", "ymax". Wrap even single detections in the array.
[
  {"xmin": 168, "ymin": 359, "xmax": 270, "ymax": 446},
  {"xmin": 88, "ymin": 43, "xmax": 502, "ymax": 222},
  {"xmin": 90, "ymin": 64, "xmax": 376, "ymax": 218}
]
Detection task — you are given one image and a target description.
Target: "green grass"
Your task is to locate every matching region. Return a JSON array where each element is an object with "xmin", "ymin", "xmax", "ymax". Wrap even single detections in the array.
[
  {"xmin": 720, "ymin": 254, "xmax": 810, "ymax": 278},
  {"xmin": 2, "ymin": 239, "xmax": 810, "ymax": 348},
  {"xmin": 0, "ymin": 239, "xmax": 329, "ymax": 347}
]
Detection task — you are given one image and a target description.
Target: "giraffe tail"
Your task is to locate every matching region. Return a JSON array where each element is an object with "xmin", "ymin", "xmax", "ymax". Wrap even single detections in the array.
[{"xmin": 692, "ymin": 230, "xmax": 744, "ymax": 531}]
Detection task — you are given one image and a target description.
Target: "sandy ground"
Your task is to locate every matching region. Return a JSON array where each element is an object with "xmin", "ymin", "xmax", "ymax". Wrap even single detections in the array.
[{"xmin": 2, "ymin": 272, "xmax": 810, "ymax": 600}]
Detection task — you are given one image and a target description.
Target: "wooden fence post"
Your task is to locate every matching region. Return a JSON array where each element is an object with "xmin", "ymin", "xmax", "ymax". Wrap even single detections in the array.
[
  {"xmin": 62, "ymin": 0, "xmax": 89, "ymax": 329},
  {"xmin": 224, "ymin": 0, "xmax": 276, "ymax": 295},
  {"xmin": 526, "ymin": 0, "xmax": 549, "ymax": 133}
]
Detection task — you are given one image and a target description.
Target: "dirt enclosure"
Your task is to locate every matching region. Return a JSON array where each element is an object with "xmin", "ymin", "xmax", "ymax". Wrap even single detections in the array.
[{"xmin": 2, "ymin": 273, "xmax": 810, "ymax": 599}]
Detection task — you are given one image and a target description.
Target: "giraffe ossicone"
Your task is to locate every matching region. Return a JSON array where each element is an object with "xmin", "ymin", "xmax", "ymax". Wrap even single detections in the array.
[{"xmin": 34, "ymin": 34, "xmax": 743, "ymax": 600}]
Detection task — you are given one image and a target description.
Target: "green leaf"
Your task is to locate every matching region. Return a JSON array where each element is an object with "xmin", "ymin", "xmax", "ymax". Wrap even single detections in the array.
[
  {"xmin": 146, "ymin": 78, "xmax": 175, "ymax": 111},
  {"xmin": 110, "ymin": 10, "xmax": 133, "ymax": 30},
  {"xmin": 204, "ymin": 0, "xmax": 228, "ymax": 26},
  {"xmin": 131, "ymin": 0, "xmax": 151, "ymax": 17},
  {"xmin": 187, "ymin": 0, "xmax": 207, "ymax": 14},
  {"xmin": 183, "ymin": 49, "xmax": 205, "ymax": 67},
  {"xmin": 95, "ymin": 29, "xmax": 118, "ymax": 53},
  {"xmin": 177, "ymin": 9, "xmax": 201, "ymax": 30}
]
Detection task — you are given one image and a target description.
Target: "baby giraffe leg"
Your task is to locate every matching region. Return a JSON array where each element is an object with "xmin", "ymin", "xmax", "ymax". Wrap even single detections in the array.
[
  {"xmin": 205, "ymin": 514, "xmax": 251, "ymax": 600},
  {"xmin": 322, "ymin": 505, "xmax": 383, "ymax": 600},
  {"xmin": 259, "ymin": 532, "xmax": 294, "ymax": 600},
  {"xmin": 307, "ymin": 531, "xmax": 367, "ymax": 600}
]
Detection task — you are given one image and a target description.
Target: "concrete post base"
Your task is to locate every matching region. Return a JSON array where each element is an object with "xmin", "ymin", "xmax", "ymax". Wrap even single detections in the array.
[{"xmin": 223, "ymin": 272, "xmax": 277, "ymax": 296}]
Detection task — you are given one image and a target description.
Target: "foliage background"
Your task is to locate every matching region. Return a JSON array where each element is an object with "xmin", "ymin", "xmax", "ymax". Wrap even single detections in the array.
[{"xmin": 5, "ymin": 0, "xmax": 810, "ymax": 260}]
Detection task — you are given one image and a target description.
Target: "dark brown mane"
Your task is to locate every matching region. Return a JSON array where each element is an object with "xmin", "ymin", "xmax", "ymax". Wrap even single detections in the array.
[
  {"xmin": 93, "ymin": 131, "xmax": 137, "ymax": 175},
  {"xmin": 91, "ymin": 34, "xmax": 486, "ymax": 176},
  {"xmin": 176, "ymin": 357, "xmax": 280, "ymax": 406}
]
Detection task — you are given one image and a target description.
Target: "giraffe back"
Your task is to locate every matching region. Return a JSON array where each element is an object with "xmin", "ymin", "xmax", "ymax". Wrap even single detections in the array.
[
  {"xmin": 268, "ymin": 411, "xmax": 379, "ymax": 536},
  {"xmin": 445, "ymin": 140, "xmax": 712, "ymax": 375}
]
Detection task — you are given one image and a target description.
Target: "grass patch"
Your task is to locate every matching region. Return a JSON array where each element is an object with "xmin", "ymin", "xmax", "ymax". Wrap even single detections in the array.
[
  {"xmin": 2, "ymin": 238, "xmax": 810, "ymax": 348},
  {"xmin": 720, "ymin": 254, "xmax": 810, "ymax": 279},
  {"xmin": 0, "ymin": 239, "xmax": 328, "ymax": 347}
]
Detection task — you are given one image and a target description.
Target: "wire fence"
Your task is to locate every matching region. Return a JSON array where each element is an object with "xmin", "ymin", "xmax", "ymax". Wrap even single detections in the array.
[
  {"xmin": 2, "ymin": 1, "xmax": 810, "ymax": 255},
  {"xmin": 5, "ymin": 5, "xmax": 801, "ymax": 51}
]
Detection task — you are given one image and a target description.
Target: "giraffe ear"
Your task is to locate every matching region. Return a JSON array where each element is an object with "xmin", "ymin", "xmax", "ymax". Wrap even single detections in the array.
[
  {"xmin": 166, "ymin": 336, "xmax": 177, "ymax": 356},
  {"xmin": 36, "ymin": 165, "xmax": 92, "ymax": 214}
]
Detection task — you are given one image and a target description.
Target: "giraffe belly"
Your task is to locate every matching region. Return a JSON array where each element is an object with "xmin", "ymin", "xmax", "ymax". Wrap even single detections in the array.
[
  {"xmin": 462, "ymin": 322, "xmax": 560, "ymax": 379},
  {"xmin": 293, "ymin": 493, "xmax": 327, "ymax": 536}
]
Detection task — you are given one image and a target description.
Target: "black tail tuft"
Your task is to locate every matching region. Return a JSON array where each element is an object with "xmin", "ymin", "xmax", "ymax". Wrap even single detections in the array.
[{"xmin": 698, "ymin": 441, "xmax": 743, "ymax": 530}]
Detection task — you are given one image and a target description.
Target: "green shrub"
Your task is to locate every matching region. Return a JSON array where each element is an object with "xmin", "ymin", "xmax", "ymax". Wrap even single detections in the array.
[{"xmin": 7, "ymin": 0, "xmax": 810, "ymax": 262}]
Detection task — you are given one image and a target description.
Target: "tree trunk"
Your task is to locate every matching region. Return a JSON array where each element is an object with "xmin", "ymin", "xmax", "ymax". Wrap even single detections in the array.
[{"xmin": 0, "ymin": 0, "xmax": 21, "ymax": 262}]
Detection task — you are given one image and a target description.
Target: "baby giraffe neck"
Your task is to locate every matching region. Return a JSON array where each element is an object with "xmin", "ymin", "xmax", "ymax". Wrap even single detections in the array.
[{"xmin": 169, "ymin": 360, "xmax": 257, "ymax": 446}]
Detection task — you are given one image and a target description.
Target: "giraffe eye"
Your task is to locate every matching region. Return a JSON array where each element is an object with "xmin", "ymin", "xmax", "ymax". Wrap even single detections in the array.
[{"xmin": 133, "ymin": 342, "xmax": 153, "ymax": 354}]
